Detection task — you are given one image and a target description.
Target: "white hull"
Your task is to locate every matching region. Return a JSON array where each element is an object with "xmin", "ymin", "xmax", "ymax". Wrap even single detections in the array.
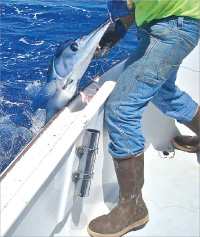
[{"xmin": 1, "ymin": 43, "xmax": 199, "ymax": 236}]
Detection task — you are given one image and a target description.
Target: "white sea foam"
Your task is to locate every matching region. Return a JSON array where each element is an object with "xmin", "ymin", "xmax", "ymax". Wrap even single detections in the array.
[
  {"xmin": 32, "ymin": 12, "xmax": 43, "ymax": 19},
  {"xmin": 25, "ymin": 81, "xmax": 42, "ymax": 97},
  {"xmin": 19, "ymin": 38, "xmax": 45, "ymax": 46},
  {"xmin": 17, "ymin": 53, "xmax": 33, "ymax": 59},
  {"xmin": 30, "ymin": 109, "xmax": 46, "ymax": 135},
  {"xmin": 66, "ymin": 5, "xmax": 89, "ymax": 12},
  {"xmin": 3, "ymin": 100, "xmax": 24, "ymax": 107},
  {"xmin": 46, "ymin": 19, "xmax": 54, "ymax": 23},
  {"xmin": 14, "ymin": 6, "xmax": 24, "ymax": 14},
  {"xmin": 17, "ymin": 55, "xmax": 26, "ymax": 59},
  {"xmin": 0, "ymin": 115, "xmax": 34, "ymax": 167}
]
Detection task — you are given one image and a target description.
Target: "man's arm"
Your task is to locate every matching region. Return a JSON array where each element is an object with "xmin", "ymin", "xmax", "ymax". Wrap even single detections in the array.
[
  {"xmin": 120, "ymin": 10, "xmax": 135, "ymax": 30},
  {"xmin": 95, "ymin": 10, "xmax": 135, "ymax": 58},
  {"xmin": 95, "ymin": 2, "xmax": 135, "ymax": 58}
]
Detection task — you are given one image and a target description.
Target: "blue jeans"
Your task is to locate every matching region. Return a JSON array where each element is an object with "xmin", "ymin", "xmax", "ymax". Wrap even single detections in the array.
[{"xmin": 105, "ymin": 16, "xmax": 200, "ymax": 158}]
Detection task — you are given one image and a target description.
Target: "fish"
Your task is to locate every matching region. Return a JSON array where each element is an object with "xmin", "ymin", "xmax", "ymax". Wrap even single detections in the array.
[{"xmin": 32, "ymin": 19, "xmax": 110, "ymax": 122}]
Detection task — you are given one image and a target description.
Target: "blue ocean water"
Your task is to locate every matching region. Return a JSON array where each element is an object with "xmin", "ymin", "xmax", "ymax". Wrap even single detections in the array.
[{"xmin": 0, "ymin": 0, "xmax": 138, "ymax": 173}]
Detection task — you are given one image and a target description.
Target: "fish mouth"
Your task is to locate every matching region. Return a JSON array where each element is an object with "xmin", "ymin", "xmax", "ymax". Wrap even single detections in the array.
[
  {"xmin": 80, "ymin": 19, "xmax": 111, "ymax": 46},
  {"xmin": 90, "ymin": 19, "xmax": 111, "ymax": 36},
  {"xmin": 76, "ymin": 19, "xmax": 111, "ymax": 61}
]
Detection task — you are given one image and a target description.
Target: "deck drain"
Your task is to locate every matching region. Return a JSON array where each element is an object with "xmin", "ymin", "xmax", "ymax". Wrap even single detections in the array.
[
  {"xmin": 158, "ymin": 147, "xmax": 175, "ymax": 159},
  {"xmin": 163, "ymin": 151, "xmax": 169, "ymax": 156}
]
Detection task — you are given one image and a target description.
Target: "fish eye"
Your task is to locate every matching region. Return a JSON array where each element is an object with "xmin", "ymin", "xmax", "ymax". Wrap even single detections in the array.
[{"xmin": 70, "ymin": 42, "xmax": 79, "ymax": 52}]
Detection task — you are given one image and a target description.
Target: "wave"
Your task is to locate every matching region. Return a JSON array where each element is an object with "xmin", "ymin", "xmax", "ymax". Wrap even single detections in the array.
[
  {"xmin": 66, "ymin": 5, "xmax": 89, "ymax": 12},
  {"xmin": 0, "ymin": 115, "xmax": 33, "ymax": 173},
  {"xmin": 14, "ymin": 6, "xmax": 24, "ymax": 14},
  {"xmin": 2, "ymin": 100, "xmax": 24, "ymax": 107},
  {"xmin": 32, "ymin": 12, "xmax": 43, "ymax": 19},
  {"xmin": 0, "ymin": 109, "xmax": 46, "ymax": 173},
  {"xmin": 19, "ymin": 38, "xmax": 45, "ymax": 46}
]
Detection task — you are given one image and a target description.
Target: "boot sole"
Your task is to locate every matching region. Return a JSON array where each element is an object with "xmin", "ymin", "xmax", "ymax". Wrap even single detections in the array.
[
  {"xmin": 87, "ymin": 214, "xmax": 149, "ymax": 237},
  {"xmin": 173, "ymin": 139, "xmax": 198, "ymax": 153}
]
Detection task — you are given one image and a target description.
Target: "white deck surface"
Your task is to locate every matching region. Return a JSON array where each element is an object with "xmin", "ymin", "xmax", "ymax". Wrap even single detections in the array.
[{"xmin": 55, "ymin": 147, "xmax": 199, "ymax": 237}]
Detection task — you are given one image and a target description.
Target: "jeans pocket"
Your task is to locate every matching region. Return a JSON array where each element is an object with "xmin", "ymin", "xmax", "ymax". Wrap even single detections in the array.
[
  {"xmin": 158, "ymin": 37, "xmax": 195, "ymax": 81},
  {"xmin": 171, "ymin": 19, "xmax": 200, "ymax": 47}
]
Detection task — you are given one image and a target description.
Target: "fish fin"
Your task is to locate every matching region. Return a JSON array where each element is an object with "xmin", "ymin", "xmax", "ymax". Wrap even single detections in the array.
[{"xmin": 32, "ymin": 80, "xmax": 58, "ymax": 112}]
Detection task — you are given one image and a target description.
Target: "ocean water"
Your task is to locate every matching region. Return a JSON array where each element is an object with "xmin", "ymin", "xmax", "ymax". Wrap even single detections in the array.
[{"xmin": 0, "ymin": 0, "xmax": 138, "ymax": 173}]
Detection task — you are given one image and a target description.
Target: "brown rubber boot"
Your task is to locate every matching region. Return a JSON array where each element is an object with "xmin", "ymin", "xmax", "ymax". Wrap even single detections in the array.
[
  {"xmin": 173, "ymin": 105, "xmax": 200, "ymax": 153},
  {"xmin": 88, "ymin": 153, "xmax": 149, "ymax": 237}
]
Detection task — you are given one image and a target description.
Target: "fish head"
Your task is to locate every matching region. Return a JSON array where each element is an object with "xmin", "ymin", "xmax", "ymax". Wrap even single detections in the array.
[{"xmin": 53, "ymin": 19, "xmax": 111, "ymax": 86}]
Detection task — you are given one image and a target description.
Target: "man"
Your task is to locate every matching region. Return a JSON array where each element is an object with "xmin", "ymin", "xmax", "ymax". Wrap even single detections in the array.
[{"xmin": 88, "ymin": 1, "xmax": 200, "ymax": 236}]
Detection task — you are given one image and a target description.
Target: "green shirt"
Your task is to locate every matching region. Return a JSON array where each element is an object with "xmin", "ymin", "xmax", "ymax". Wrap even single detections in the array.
[{"xmin": 133, "ymin": 0, "xmax": 200, "ymax": 26}]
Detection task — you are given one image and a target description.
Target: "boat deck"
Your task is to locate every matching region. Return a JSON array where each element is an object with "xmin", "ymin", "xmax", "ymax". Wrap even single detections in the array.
[{"xmin": 54, "ymin": 144, "xmax": 199, "ymax": 237}]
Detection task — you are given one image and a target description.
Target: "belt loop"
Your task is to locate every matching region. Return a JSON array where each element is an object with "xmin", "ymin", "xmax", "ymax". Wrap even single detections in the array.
[{"xmin": 178, "ymin": 17, "xmax": 184, "ymax": 29}]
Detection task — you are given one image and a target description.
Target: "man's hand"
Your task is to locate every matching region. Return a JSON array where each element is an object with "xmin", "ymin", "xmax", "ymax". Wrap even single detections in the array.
[
  {"xmin": 95, "ymin": 19, "xmax": 127, "ymax": 58},
  {"xmin": 95, "ymin": 11, "xmax": 135, "ymax": 58}
]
